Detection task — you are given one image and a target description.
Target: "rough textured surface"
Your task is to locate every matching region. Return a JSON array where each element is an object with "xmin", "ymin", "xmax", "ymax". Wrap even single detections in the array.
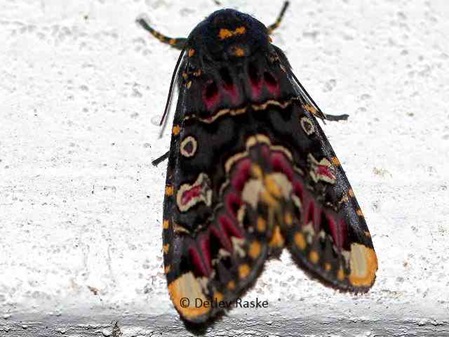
[{"xmin": 1, "ymin": 0, "xmax": 448, "ymax": 336}]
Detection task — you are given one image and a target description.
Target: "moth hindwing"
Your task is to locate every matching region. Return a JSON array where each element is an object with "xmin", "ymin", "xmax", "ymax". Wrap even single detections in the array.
[{"xmin": 138, "ymin": 1, "xmax": 377, "ymax": 324}]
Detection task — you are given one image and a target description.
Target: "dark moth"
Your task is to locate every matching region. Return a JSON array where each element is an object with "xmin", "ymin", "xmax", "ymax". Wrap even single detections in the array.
[{"xmin": 138, "ymin": 1, "xmax": 377, "ymax": 324}]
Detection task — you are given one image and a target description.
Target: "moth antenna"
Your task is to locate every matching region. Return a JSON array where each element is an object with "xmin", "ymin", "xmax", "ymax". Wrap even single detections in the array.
[
  {"xmin": 267, "ymin": 1, "xmax": 290, "ymax": 34},
  {"xmin": 136, "ymin": 14, "xmax": 187, "ymax": 50},
  {"xmin": 158, "ymin": 48, "xmax": 186, "ymax": 138}
]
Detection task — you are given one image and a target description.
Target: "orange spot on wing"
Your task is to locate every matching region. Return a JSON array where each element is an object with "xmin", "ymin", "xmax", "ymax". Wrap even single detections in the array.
[
  {"xmin": 168, "ymin": 273, "xmax": 211, "ymax": 320},
  {"xmin": 214, "ymin": 291, "xmax": 224, "ymax": 302},
  {"xmin": 249, "ymin": 241, "xmax": 262, "ymax": 259},
  {"xmin": 165, "ymin": 186, "xmax": 174, "ymax": 196},
  {"xmin": 284, "ymin": 212, "xmax": 293, "ymax": 226},
  {"xmin": 331, "ymin": 156, "xmax": 341, "ymax": 166},
  {"xmin": 309, "ymin": 250, "xmax": 319, "ymax": 264},
  {"xmin": 163, "ymin": 220, "xmax": 170, "ymax": 229},
  {"xmin": 172, "ymin": 125, "xmax": 181, "ymax": 135},
  {"xmin": 337, "ymin": 268, "xmax": 345, "ymax": 281},
  {"xmin": 304, "ymin": 104, "xmax": 317, "ymax": 115},
  {"xmin": 257, "ymin": 217, "xmax": 266, "ymax": 232},
  {"xmin": 238, "ymin": 264, "xmax": 250, "ymax": 279},
  {"xmin": 349, "ymin": 244, "xmax": 378, "ymax": 287},
  {"xmin": 294, "ymin": 232, "xmax": 306, "ymax": 250},
  {"xmin": 269, "ymin": 226, "xmax": 284, "ymax": 248}
]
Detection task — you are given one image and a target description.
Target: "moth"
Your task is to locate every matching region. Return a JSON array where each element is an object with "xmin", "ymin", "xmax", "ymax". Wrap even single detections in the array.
[{"xmin": 138, "ymin": 1, "xmax": 378, "ymax": 324}]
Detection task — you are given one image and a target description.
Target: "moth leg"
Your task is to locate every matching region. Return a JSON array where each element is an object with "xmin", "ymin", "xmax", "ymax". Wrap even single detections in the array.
[
  {"xmin": 136, "ymin": 15, "xmax": 187, "ymax": 50},
  {"xmin": 152, "ymin": 151, "xmax": 169, "ymax": 166},
  {"xmin": 322, "ymin": 113, "xmax": 349, "ymax": 122},
  {"xmin": 267, "ymin": 1, "xmax": 290, "ymax": 34}
]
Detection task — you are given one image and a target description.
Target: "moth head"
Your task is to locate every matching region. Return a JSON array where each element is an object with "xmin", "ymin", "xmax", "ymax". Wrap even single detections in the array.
[{"xmin": 188, "ymin": 9, "xmax": 271, "ymax": 62}]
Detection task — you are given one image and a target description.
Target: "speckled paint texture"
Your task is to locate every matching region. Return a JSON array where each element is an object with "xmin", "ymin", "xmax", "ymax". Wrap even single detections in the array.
[{"xmin": 1, "ymin": 0, "xmax": 448, "ymax": 336}]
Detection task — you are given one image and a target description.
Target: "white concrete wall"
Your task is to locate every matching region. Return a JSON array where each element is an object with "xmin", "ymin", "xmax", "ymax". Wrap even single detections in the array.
[{"xmin": 1, "ymin": 0, "xmax": 449, "ymax": 336}]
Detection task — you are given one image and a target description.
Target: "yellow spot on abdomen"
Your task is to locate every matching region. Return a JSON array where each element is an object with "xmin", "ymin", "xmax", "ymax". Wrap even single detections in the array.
[
  {"xmin": 164, "ymin": 265, "xmax": 171, "ymax": 274},
  {"xmin": 356, "ymin": 209, "xmax": 364, "ymax": 217},
  {"xmin": 188, "ymin": 48, "xmax": 195, "ymax": 57},
  {"xmin": 324, "ymin": 263, "xmax": 332, "ymax": 272},
  {"xmin": 163, "ymin": 244, "xmax": 169, "ymax": 254},
  {"xmin": 227, "ymin": 280, "xmax": 235, "ymax": 290}
]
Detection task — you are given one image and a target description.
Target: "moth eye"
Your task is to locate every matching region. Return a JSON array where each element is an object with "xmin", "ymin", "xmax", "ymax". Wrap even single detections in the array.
[
  {"xmin": 219, "ymin": 67, "xmax": 233, "ymax": 88},
  {"xmin": 263, "ymin": 71, "xmax": 278, "ymax": 89}
]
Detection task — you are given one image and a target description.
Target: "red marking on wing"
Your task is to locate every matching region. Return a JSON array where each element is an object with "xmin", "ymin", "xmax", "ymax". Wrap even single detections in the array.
[
  {"xmin": 230, "ymin": 158, "xmax": 252, "ymax": 192},
  {"xmin": 317, "ymin": 165, "xmax": 336, "ymax": 181},
  {"xmin": 223, "ymin": 84, "xmax": 239, "ymax": 104},
  {"xmin": 203, "ymin": 81, "xmax": 220, "ymax": 110},
  {"xmin": 180, "ymin": 185, "xmax": 202, "ymax": 206},
  {"xmin": 338, "ymin": 219, "xmax": 349, "ymax": 250},
  {"xmin": 211, "ymin": 225, "xmax": 233, "ymax": 252},
  {"xmin": 248, "ymin": 62, "xmax": 263, "ymax": 100},
  {"xmin": 293, "ymin": 181, "xmax": 304, "ymax": 202},
  {"xmin": 219, "ymin": 215, "xmax": 244, "ymax": 239},
  {"xmin": 272, "ymin": 152, "xmax": 295, "ymax": 181},
  {"xmin": 189, "ymin": 245, "xmax": 211, "ymax": 277},
  {"xmin": 225, "ymin": 192, "xmax": 243, "ymax": 217},
  {"xmin": 305, "ymin": 201, "xmax": 315, "ymax": 225},
  {"xmin": 263, "ymin": 72, "xmax": 280, "ymax": 96}
]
